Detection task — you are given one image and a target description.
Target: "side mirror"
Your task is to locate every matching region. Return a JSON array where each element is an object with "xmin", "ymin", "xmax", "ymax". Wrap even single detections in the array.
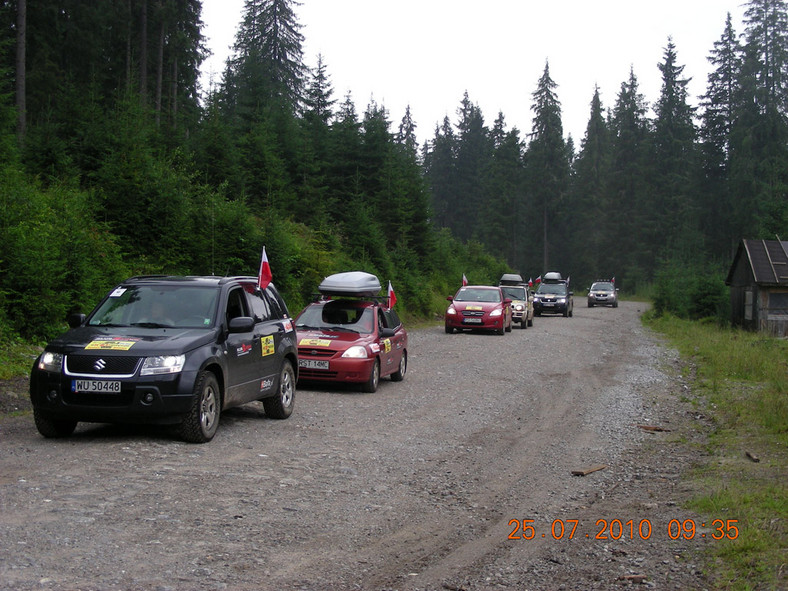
[
  {"xmin": 503, "ymin": 298, "xmax": 512, "ymax": 305},
  {"xmin": 569, "ymin": 291, "xmax": 574, "ymax": 296},
  {"xmin": 68, "ymin": 313, "xmax": 86, "ymax": 328},
  {"xmin": 446, "ymin": 296, "xmax": 454, "ymax": 302},
  {"xmin": 228, "ymin": 316, "xmax": 255, "ymax": 333},
  {"xmin": 380, "ymin": 327, "xmax": 396, "ymax": 338}
]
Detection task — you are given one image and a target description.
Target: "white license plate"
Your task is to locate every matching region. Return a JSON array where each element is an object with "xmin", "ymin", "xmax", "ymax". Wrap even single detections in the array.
[
  {"xmin": 463, "ymin": 318, "xmax": 483, "ymax": 324},
  {"xmin": 299, "ymin": 359, "xmax": 329, "ymax": 370},
  {"xmin": 72, "ymin": 380, "xmax": 121, "ymax": 393},
  {"xmin": 543, "ymin": 302, "xmax": 555, "ymax": 306}
]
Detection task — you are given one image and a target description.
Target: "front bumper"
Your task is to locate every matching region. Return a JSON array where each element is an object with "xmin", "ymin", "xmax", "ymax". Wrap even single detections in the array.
[
  {"xmin": 29, "ymin": 368, "xmax": 197, "ymax": 425},
  {"xmin": 297, "ymin": 355, "xmax": 376, "ymax": 384},
  {"xmin": 534, "ymin": 300, "xmax": 568, "ymax": 314}
]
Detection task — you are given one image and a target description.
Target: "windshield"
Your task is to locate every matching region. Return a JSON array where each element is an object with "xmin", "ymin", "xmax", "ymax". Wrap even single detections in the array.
[
  {"xmin": 296, "ymin": 301, "xmax": 375, "ymax": 334},
  {"xmin": 454, "ymin": 287, "xmax": 502, "ymax": 303},
  {"xmin": 536, "ymin": 283, "xmax": 567, "ymax": 296},
  {"xmin": 500, "ymin": 286, "xmax": 527, "ymax": 301},
  {"xmin": 591, "ymin": 282, "xmax": 614, "ymax": 291},
  {"xmin": 88, "ymin": 285, "xmax": 219, "ymax": 328}
]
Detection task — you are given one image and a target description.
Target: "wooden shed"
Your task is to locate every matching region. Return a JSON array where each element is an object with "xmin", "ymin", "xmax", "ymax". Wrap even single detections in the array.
[{"xmin": 725, "ymin": 239, "xmax": 788, "ymax": 336}]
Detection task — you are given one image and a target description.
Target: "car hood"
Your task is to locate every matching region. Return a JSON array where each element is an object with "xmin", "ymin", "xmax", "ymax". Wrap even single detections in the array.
[
  {"xmin": 450, "ymin": 301, "xmax": 504, "ymax": 312},
  {"xmin": 296, "ymin": 328, "xmax": 374, "ymax": 350},
  {"xmin": 44, "ymin": 326, "xmax": 218, "ymax": 356}
]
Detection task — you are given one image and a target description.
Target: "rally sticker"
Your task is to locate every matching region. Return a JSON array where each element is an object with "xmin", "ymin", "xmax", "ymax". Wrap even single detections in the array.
[
  {"xmin": 282, "ymin": 319, "xmax": 293, "ymax": 332},
  {"xmin": 85, "ymin": 337, "xmax": 139, "ymax": 351},
  {"xmin": 298, "ymin": 338, "xmax": 331, "ymax": 347},
  {"xmin": 261, "ymin": 335, "xmax": 275, "ymax": 356},
  {"xmin": 383, "ymin": 338, "xmax": 392, "ymax": 353},
  {"xmin": 465, "ymin": 305, "xmax": 483, "ymax": 311},
  {"xmin": 109, "ymin": 287, "xmax": 127, "ymax": 298}
]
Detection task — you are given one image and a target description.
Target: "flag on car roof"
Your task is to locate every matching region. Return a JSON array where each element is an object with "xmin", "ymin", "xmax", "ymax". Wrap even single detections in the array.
[
  {"xmin": 388, "ymin": 281, "xmax": 397, "ymax": 309},
  {"xmin": 462, "ymin": 273, "xmax": 468, "ymax": 286},
  {"xmin": 257, "ymin": 246, "xmax": 272, "ymax": 290},
  {"xmin": 612, "ymin": 276, "xmax": 615, "ymax": 284},
  {"xmin": 535, "ymin": 275, "xmax": 542, "ymax": 284},
  {"xmin": 528, "ymin": 277, "xmax": 533, "ymax": 287}
]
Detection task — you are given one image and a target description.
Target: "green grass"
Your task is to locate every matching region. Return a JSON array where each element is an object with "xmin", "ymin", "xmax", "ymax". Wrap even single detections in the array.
[
  {"xmin": 644, "ymin": 312, "xmax": 788, "ymax": 590},
  {"xmin": 0, "ymin": 335, "xmax": 41, "ymax": 380}
]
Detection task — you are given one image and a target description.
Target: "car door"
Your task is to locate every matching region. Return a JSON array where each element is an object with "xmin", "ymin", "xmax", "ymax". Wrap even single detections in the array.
[
  {"xmin": 244, "ymin": 285, "xmax": 287, "ymax": 401},
  {"xmin": 379, "ymin": 307, "xmax": 405, "ymax": 377},
  {"xmin": 223, "ymin": 286, "xmax": 262, "ymax": 405}
]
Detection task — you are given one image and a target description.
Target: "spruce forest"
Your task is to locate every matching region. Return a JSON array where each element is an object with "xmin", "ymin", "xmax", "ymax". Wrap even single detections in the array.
[{"xmin": 1, "ymin": 0, "xmax": 787, "ymax": 340}]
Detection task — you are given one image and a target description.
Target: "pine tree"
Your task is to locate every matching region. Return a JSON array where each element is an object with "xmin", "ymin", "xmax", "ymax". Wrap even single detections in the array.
[
  {"xmin": 653, "ymin": 38, "xmax": 700, "ymax": 259},
  {"xmin": 699, "ymin": 13, "xmax": 743, "ymax": 258},
  {"xmin": 526, "ymin": 62, "xmax": 569, "ymax": 271}
]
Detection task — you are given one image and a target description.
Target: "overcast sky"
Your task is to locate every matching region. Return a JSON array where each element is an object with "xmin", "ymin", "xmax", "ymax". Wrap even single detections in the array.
[{"xmin": 200, "ymin": 0, "xmax": 749, "ymax": 146}]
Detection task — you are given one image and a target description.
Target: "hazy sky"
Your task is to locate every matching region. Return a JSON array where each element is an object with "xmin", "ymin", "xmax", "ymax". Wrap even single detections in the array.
[{"xmin": 200, "ymin": 0, "xmax": 749, "ymax": 145}]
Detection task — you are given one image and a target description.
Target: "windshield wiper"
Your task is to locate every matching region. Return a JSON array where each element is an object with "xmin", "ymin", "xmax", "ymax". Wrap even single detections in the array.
[{"xmin": 131, "ymin": 322, "xmax": 172, "ymax": 328}]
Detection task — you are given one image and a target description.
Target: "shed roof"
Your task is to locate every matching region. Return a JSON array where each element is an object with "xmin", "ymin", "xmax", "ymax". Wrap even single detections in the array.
[{"xmin": 726, "ymin": 239, "xmax": 788, "ymax": 286}]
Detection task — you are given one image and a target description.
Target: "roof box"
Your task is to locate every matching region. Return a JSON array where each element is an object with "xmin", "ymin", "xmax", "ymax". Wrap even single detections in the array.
[
  {"xmin": 543, "ymin": 272, "xmax": 564, "ymax": 283},
  {"xmin": 318, "ymin": 271, "xmax": 382, "ymax": 297},
  {"xmin": 499, "ymin": 273, "xmax": 525, "ymax": 285}
]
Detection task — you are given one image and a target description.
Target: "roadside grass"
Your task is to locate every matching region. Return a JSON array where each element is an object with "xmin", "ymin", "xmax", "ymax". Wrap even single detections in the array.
[
  {"xmin": 644, "ymin": 312, "xmax": 788, "ymax": 590},
  {"xmin": 0, "ymin": 335, "xmax": 41, "ymax": 380}
]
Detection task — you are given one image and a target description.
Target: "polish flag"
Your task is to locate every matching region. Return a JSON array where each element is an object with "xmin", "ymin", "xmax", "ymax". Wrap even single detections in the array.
[
  {"xmin": 535, "ymin": 275, "xmax": 542, "ymax": 284},
  {"xmin": 462, "ymin": 273, "xmax": 468, "ymax": 286},
  {"xmin": 257, "ymin": 246, "xmax": 272, "ymax": 290},
  {"xmin": 388, "ymin": 281, "xmax": 397, "ymax": 309},
  {"xmin": 528, "ymin": 277, "xmax": 533, "ymax": 287}
]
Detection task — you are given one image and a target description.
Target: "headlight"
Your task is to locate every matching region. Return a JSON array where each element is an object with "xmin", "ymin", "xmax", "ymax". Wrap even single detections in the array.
[
  {"xmin": 533, "ymin": 296, "xmax": 541, "ymax": 302},
  {"xmin": 141, "ymin": 355, "xmax": 186, "ymax": 376},
  {"xmin": 490, "ymin": 309, "xmax": 503, "ymax": 317},
  {"xmin": 38, "ymin": 352, "xmax": 63, "ymax": 372},
  {"xmin": 446, "ymin": 307, "xmax": 457, "ymax": 315},
  {"xmin": 514, "ymin": 304, "xmax": 524, "ymax": 311},
  {"xmin": 341, "ymin": 346, "xmax": 368, "ymax": 359},
  {"xmin": 557, "ymin": 298, "xmax": 566, "ymax": 303}
]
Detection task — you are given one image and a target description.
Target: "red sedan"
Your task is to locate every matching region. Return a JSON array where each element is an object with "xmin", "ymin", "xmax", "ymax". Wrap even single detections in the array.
[
  {"xmin": 295, "ymin": 298, "xmax": 407, "ymax": 393},
  {"xmin": 445, "ymin": 285, "xmax": 512, "ymax": 335}
]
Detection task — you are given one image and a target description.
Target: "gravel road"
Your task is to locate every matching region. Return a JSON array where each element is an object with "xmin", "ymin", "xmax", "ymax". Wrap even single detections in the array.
[{"xmin": 0, "ymin": 301, "xmax": 715, "ymax": 591}]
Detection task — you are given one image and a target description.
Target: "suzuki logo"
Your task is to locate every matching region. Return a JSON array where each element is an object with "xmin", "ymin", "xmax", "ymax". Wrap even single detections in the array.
[{"xmin": 94, "ymin": 359, "xmax": 107, "ymax": 371}]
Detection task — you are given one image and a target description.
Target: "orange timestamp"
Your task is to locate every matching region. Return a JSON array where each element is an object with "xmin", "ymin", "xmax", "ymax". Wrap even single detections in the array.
[{"xmin": 508, "ymin": 518, "xmax": 739, "ymax": 541}]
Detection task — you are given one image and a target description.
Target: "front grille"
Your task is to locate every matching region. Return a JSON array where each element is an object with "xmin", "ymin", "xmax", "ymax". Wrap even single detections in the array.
[
  {"xmin": 461, "ymin": 310, "xmax": 485, "ymax": 317},
  {"xmin": 62, "ymin": 390, "xmax": 135, "ymax": 407},
  {"xmin": 299, "ymin": 369, "xmax": 339, "ymax": 379},
  {"xmin": 297, "ymin": 348, "xmax": 337, "ymax": 359},
  {"xmin": 65, "ymin": 355, "xmax": 141, "ymax": 377}
]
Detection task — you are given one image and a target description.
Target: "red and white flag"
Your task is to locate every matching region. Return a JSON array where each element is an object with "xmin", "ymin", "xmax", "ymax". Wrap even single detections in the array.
[
  {"xmin": 257, "ymin": 246, "xmax": 272, "ymax": 290},
  {"xmin": 387, "ymin": 281, "xmax": 397, "ymax": 309},
  {"xmin": 528, "ymin": 277, "xmax": 533, "ymax": 287},
  {"xmin": 535, "ymin": 275, "xmax": 542, "ymax": 284},
  {"xmin": 462, "ymin": 273, "xmax": 468, "ymax": 286}
]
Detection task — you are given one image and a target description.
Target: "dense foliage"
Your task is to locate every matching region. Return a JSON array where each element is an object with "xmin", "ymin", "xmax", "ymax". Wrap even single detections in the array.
[{"xmin": 1, "ymin": 0, "xmax": 786, "ymax": 338}]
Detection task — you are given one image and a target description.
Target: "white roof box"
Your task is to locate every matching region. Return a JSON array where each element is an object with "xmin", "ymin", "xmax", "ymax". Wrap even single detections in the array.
[
  {"xmin": 318, "ymin": 271, "xmax": 381, "ymax": 297},
  {"xmin": 499, "ymin": 273, "xmax": 525, "ymax": 285},
  {"xmin": 543, "ymin": 272, "xmax": 564, "ymax": 283}
]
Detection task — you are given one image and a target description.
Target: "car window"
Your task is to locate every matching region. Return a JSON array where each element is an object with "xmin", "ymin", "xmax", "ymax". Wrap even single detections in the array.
[
  {"xmin": 455, "ymin": 288, "xmax": 501, "ymax": 302},
  {"xmin": 537, "ymin": 283, "xmax": 567, "ymax": 295},
  {"xmin": 225, "ymin": 287, "xmax": 249, "ymax": 325},
  {"xmin": 297, "ymin": 302, "xmax": 375, "ymax": 333},
  {"xmin": 500, "ymin": 286, "xmax": 526, "ymax": 300},
  {"xmin": 89, "ymin": 285, "xmax": 218, "ymax": 328},
  {"xmin": 592, "ymin": 282, "xmax": 614, "ymax": 291},
  {"xmin": 385, "ymin": 308, "xmax": 401, "ymax": 329},
  {"xmin": 248, "ymin": 289, "xmax": 272, "ymax": 321}
]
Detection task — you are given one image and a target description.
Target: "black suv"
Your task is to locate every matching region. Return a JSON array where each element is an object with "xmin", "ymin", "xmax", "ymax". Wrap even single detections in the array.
[
  {"xmin": 533, "ymin": 272, "xmax": 574, "ymax": 317},
  {"xmin": 29, "ymin": 276, "xmax": 298, "ymax": 443}
]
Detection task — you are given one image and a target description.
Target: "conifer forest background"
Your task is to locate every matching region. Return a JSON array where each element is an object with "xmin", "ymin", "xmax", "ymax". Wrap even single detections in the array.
[{"xmin": 1, "ymin": 0, "xmax": 787, "ymax": 339}]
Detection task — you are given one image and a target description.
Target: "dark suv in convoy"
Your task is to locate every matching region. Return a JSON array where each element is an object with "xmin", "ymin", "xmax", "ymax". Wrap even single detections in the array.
[
  {"xmin": 533, "ymin": 272, "xmax": 574, "ymax": 317},
  {"xmin": 29, "ymin": 275, "xmax": 298, "ymax": 443}
]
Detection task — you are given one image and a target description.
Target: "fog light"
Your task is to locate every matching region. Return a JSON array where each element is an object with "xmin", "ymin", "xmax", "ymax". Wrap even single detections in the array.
[
  {"xmin": 47, "ymin": 390, "xmax": 59, "ymax": 401},
  {"xmin": 142, "ymin": 392, "xmax": 155, "ymax": 404}
]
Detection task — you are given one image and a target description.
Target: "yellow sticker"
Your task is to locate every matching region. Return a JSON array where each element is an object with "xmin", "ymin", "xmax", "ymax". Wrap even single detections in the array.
[
  {"xmin": 261, "ymin": 335, "xmax": 275, "ymax": 356},
  {"xmin": 298, "ymin": 338, "xmax": 331, "ymax": 347},
  {"xmin": 383, "ymin": 338, "xmax": 392, "ymax": 353},
  {"xmin": 85, "ymin": 338, "xmax": 137, "ymax": 351},
  {"xmin": 465, "ymin": 305, "xmax": 483, "ymax": 311}
]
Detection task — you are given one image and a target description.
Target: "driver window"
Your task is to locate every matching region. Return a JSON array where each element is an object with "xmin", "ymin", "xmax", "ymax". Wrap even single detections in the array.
[{"xmin": 225, "ymin": 288, "xmax": 248, "ymax": 325}]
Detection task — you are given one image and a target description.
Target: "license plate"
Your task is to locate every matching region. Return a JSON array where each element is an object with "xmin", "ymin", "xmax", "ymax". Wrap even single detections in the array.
[
  {"xmin": 463, "ymin": 318, "xmax": 483, "ymax": 324},
  {"xmin": 299, "ymin": 359, "xmax": 329, "ymax": 370},
  {"xmin": 543, "ymin": 302, "xmax": 555, "ymax": 306},
  {"xmin": 72, "ymin": 380, "xmax": 121, "ymax": 393}
]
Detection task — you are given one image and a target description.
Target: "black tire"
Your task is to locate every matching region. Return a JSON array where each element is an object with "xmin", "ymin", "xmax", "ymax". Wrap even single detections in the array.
[
  {"xmin": 33, "ymin": 409, "xmax": 77, "ymax": 438},
  {"xmin": 588, "ymin": 302, "xmax": 594, "ymax": 307},
  {"xmin": 445, "ymin": 325, "xmax": 453, "ymax": 334},
  {"xmin": 362, "ymin": 359, "xmax": 380, "ymax": 393},
  {"xmin": 263, "ymin": 360, "xmax": 295, "ymax": 419},
  {"xmin": 391, "ymin": 351, "xmax": 407, "ymax": 382},
  {"xmin": 179, "ymin": 371, "xmax": 221, "ymax": 443},
  {"xmin": 528, "ymin": 316, "xmax": 534, "ymax": 327}
]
